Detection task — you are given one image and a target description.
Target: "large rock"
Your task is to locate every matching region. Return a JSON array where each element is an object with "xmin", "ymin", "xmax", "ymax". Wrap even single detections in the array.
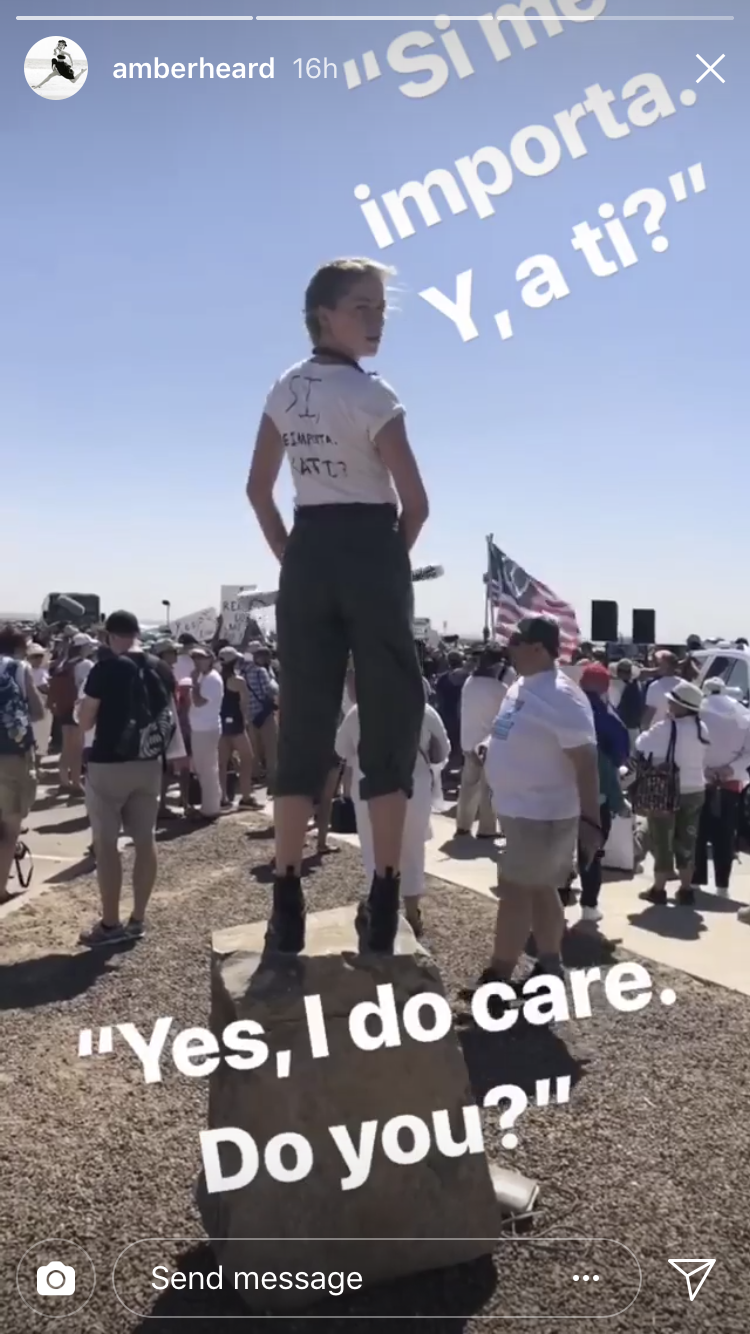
[{"xmin": 196, "ymin": 906, "xmax": 498, "ymax": 1312}]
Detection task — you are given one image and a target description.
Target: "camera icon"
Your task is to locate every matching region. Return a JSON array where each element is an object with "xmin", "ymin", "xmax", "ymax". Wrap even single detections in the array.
[{"xmin": 37, "ymin": 1262, "xmax": 76, "ymax": 1296}]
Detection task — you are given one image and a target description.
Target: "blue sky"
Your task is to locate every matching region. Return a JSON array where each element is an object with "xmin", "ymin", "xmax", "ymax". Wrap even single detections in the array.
[{"xmin": 3, "ymin": 0, "xmax": 746, "ymax": 640}]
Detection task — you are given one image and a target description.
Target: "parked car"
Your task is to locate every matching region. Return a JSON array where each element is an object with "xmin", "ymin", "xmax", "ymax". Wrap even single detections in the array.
[{"xmin": 693, "ymin": 648, "xmax": 750, "ymax": 706}]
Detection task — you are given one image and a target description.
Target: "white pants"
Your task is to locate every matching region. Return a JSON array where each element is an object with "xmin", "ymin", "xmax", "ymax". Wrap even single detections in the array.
[
  {"xmin": 191, "ymin": 728, "xmax": 222, "ymax": 817},
  {"xmin": 354, "ymin": 766, "xmax": 433, "ymax": 898}
]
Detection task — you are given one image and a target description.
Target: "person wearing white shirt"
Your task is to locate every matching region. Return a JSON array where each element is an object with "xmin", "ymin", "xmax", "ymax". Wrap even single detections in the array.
[
  {"xmin": 26, "ymin": 644, "xmax": 50, "ymax": 759},
  {"xmin": 175, "ymin": 636, "xmax": 200, "ymax": 685},
  {"xmin": 185, "ymin": 647, "xmax": 223, "ymax": 819},
  {"xmin": 635, "ymin": 679, "xmax": 709, "ymax": 906},
  {"xmin": 694, "ymin": 679, "xmax": 750, "ymax": 895},
  {"xmin": 474, "ymin": 615, "xmax": 600, "ymax": 1011},
  {"xmin": 336, "ymin": 675, "xmax": 449, "ymax": 938},
  {"xmin": 246, "ymin": 256, "xmax": 430, "ymax": 957},
  {"xmin": 641, "ymin": 651, "xmax": 682, "ymax": 727},
  {"xmin": 456, "ymin": 645, "xmax": 515, "ymax": 839}
]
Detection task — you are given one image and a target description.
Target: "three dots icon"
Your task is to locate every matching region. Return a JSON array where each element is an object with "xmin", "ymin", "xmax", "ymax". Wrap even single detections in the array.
[{"xmin": 573, "ymin": 1274, "xmax": 600, "ymax": 1282}]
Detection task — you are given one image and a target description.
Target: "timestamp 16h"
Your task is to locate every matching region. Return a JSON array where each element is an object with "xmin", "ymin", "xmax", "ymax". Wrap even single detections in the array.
[{"xmin": 294, "ymin": 58, "xmax": 338, "ymax": 79}]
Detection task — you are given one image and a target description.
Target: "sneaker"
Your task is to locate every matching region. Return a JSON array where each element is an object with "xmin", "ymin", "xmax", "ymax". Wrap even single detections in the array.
[
  {"xmin": 640, "ymin": 886, "xmax": 667, "ymax": 905},
  {"xmin": 737, "ymin": 905, "xmax": 750, "ymax": 924},
  {"xmin": 459, "ymin": 966, "xmax": 521, "ymax": 1024},
  {"xmin": 79, "ymin": 919, "xmax": 129, "ymax": 948},
  {"xmin": 124, "ymin": 917, "xmax": 146, "ymax": 940},
  {"xmin": 356, "ymin": 869, "xmax": 400, "ymax": 954},
  {"xmin": 674, "ymin": 887, "xmax": 696, "ymax": 906},
  {"xmin": 265, "ymin": 871, "xmax": 306, "ymax": 954},
  {"xmin": 580, "ymin": 906, "xmax": 603, "ymax": 924}
]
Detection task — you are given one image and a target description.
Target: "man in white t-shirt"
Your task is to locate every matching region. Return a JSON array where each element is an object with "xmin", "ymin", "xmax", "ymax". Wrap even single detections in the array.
[
  {"xmin": 184, "ymin": 646, "xmax": 223, "ymax": 818},
  {"xmin": 473, "ymin": 615, "xmax": 601, "ymax": 1011},
  {"xmin": 641, "ymin": 651, "xmax": 682, "ymax": 727}
]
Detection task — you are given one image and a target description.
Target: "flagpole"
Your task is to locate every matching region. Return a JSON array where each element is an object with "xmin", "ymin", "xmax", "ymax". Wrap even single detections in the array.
[{"xmin": 484, "ymin": 534, "xmax": 493, "ymax": 641}]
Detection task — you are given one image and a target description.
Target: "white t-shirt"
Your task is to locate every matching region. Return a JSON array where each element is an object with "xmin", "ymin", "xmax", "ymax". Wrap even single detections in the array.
[
  {"xmin": 175, "ymin": 653, "xmax": 196, "ymax": 682},
  {"xmin": 336, "ymin": 702, "xmax": 449, "ymax": 789},
  {"xmin": 31, "ymin": 665, "xmax": 49, "ymax": 690},
  {"xmin": 700, "ymin": 695, "xmax": 750, "ymax": 782},
  {"xmin": 485, "ymin": 669, "xmax": 596, "ymax": 820},
  {"xmin": 186, "ymin": 670, "xmax": 223, "ymax": 732},
  {"xmin": 74, "ymin": 658, "xmax": 93, "ymax": 692},
  {"xmin": 644, "ymin": 675, "xmax": 681, "ymax": 723},
  {"xmin": 460, "ymin": 672, "xmax": 515, "ymax": 754},
  {"xmin": 263, "ymin": 359, "xmax": 403, "ymax": 506},
  {"xmin": 635, "ymin": 715, "xmax": 709, "ymax": 794}
]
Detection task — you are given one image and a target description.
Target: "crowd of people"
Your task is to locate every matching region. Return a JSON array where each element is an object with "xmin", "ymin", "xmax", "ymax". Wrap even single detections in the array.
[{"xmin": 2, "ymin": 611, "xmax": 749, "ymax": 960}]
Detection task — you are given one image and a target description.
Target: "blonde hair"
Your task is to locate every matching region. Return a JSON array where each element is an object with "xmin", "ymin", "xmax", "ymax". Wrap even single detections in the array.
[{"xmin": 304, "ymin": 257, "xmax": 396, "ymax": 343}]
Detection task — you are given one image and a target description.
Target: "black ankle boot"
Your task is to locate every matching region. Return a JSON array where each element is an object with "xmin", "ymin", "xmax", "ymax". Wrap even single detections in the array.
[
  {"xmin": 266, "ymin": 869, "xmax": 305, "ymax": 954},
  {"xmin": 356, "ymin": 869, "xmax": 401, "ymax": 954}
]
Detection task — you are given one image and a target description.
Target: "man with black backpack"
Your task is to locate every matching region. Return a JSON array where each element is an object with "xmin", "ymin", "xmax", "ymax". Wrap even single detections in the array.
[{"xmin": 76, "ymin": 610, "xmax": 180, "ymax": 947}]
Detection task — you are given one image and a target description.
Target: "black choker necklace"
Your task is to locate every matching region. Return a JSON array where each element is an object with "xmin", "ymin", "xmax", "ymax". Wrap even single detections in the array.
[{"xmin": 312, "ymin": 346, "xmax": 364, "ymax": 373}]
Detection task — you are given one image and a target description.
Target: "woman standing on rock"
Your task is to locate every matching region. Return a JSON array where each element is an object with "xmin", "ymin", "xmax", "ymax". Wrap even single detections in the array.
[{"xmin": 247, "ymin": 257, "xmax": 429, "ymax": 956}]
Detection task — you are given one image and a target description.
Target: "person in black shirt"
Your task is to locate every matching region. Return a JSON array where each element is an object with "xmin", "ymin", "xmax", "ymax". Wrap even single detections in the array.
[{"xmin": 76, "ymin": 610, "xmax": 182, "ymax": 948}]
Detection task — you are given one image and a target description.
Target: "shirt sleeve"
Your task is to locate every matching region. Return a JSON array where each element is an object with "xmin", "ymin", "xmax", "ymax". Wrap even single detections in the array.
[
  {"xmin": 360, "ymin": 376, "xmax": 405, "ymax": 442},
  {"xmin": 636, "ymin": 719, "xmax": 668, "ymax": 760},
  {"xmin": 556, "ymin": 689, "xmax": 597, "ymax": 750},
  {"xmin": 84, "ymin": 661, "xmax": 104, "ymax": 699}
]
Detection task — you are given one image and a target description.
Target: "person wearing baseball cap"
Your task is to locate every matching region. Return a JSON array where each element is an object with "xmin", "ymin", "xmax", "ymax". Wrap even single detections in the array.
[
  {"xmin": 469, "ymin": 615, "xmax": 601, "ymax": 1014},
  {"xmin": 573, "ymin": 662, "xmax": 630, "ymax": 926}
]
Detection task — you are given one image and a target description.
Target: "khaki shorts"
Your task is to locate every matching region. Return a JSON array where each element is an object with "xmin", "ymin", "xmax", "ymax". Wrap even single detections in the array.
[
  {"xmin": 497, "ymin": 815, "xmax": 579, "ymax": 888},
  {"xmin": 85, "ymin": 759, "xmax": 161, "ymax": 848},
  {"xmin": 0, "ymin": 752, "xmax": 38, "ymax": 821}
]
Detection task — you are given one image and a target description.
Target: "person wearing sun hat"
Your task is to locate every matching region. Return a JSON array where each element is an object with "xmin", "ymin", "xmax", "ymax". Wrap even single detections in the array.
[
  {"xmin": 693, "ymin": 677, "xmax": 750, "ymax": 898},
  {"xmin": 634, "ymin": 679, "xmax": 711, "ymax": 906}
]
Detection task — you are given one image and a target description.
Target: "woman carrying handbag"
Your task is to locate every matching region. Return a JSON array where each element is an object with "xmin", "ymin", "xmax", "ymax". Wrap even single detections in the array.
[{"xmin": 632, "ymin": 680, "xmax": 709, "ymax": 906}]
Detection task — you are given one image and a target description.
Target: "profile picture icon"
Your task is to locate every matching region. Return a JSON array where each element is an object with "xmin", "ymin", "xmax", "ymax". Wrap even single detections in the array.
[{"xmin": 25, "ymin": 36, "xmax": 88, "ymax": 99}]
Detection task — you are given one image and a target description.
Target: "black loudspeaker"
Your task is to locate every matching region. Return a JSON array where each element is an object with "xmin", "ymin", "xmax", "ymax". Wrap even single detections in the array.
[
  {"xmin": 591, "ymin": 600, "xmax": 618, "ymax": 642},
  {"xmin": 632, "ymin": 608, "xmax": 656, "ymax": 644}
]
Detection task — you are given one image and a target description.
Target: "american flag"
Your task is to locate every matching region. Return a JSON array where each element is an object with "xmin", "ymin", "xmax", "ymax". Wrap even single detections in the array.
[{"xmin": 487, "ymin": 540, "xmax": 580, "ymax": 659}]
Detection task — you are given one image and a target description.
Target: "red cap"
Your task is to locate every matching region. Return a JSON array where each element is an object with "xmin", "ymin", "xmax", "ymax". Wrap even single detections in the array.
[{"xmin": 580, "ymin": 663, "xmax": 611, "ymax": 692}]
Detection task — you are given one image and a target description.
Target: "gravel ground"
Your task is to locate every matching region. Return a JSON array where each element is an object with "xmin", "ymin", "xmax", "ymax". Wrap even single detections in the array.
[{"xmin": 1, "ymin": 816, "xmax": 749, "ymax": 1334}]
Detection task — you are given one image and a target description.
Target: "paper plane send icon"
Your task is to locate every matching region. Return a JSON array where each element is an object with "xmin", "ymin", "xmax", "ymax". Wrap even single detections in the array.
[{"xmin": 668, "ymin": 1259, "xmax": 716, "ymax": 1301}]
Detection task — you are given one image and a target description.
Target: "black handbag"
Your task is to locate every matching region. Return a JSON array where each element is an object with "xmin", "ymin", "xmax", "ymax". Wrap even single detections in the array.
[{"xmin": 330, "ymin": 796, "xmax": 357, "ymax": 834}]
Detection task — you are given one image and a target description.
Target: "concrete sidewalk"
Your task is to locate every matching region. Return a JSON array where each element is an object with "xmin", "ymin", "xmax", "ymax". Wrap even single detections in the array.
[
  {"xmin": 334, "ymin": 811, "xmax": 750, "ymax": 998},
  {"xmin": 7, "ymin": 766, "xmax": 748, "ymax": 997}
]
